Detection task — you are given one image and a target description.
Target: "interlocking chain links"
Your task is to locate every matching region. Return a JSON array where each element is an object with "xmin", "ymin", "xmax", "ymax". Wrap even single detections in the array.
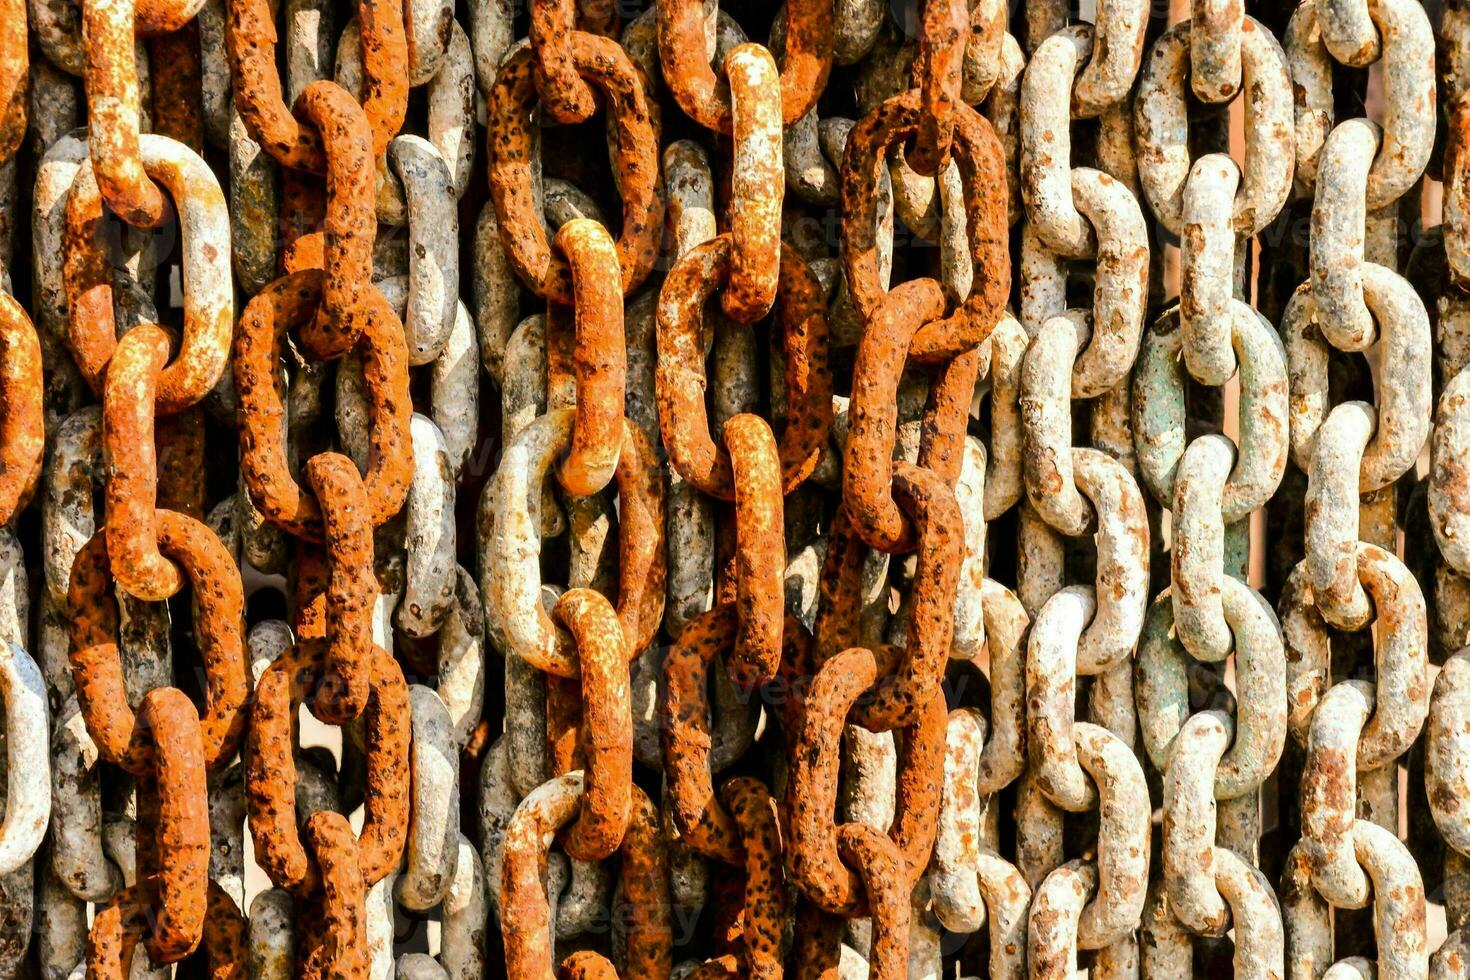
[
  {"xmin": 1008, "ymin": 7, "xmax": 1155, "ymax": 972},
  {"xmin": 13, "ymin": 0, "xmax": 1470, "ymax": 976},
  {"xmin": 53, "ymin": 52, "xmax": 249, "ymax": 972},
  {"xmin": 1276, "ymin": 1, "xmax": 1435, "ymax": 974},
  {"xmin": 479, "ymin": 0, "xmax": 682, "ymax": 974},
  {"xmin": 650, "ymin": 2, "xmax": 838, "ymax": 972},
  {"xmin": 223, "ymin": 0, "xmax": 465, "ymax": 969}
]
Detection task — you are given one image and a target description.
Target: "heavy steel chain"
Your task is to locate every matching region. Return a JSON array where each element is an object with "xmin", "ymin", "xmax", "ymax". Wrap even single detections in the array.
[{"xmin": 8, "ymin": 0, "xmax": 1470, "ymax": 976}]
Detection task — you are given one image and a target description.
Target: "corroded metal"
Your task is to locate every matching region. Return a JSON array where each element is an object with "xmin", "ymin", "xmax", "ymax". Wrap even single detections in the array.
[{"xmin": 10, "ymin": 2, "xmax": 1470, "ymax": 978}]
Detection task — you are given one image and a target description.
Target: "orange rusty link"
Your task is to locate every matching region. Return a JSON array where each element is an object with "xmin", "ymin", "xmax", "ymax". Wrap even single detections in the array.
[
  {"xmin": 134, "ymin": 0, "xmax": 209, "ymax": 35},
  {"xmin": 68, "ymin": 510, "xmax": 248, "ymax": 774},
  {"xmin": 617, "ymin": 423, "xmax": 670, "ymax": 654},
  {"xmin": 63, "ymin": 154, "xmax": 230, "ymax": 410},
  {"xmin": 553, "ymin": 588, "xmax": 633, "ymax": 862},
  {"xmin": 553, "ymin": 785, "xmax": 673, "ymax": 979},
  {"xmin": 919, "ymin": 345, "xmax": 985, "ymax": 485},
  {"xmin": 246, "ymin": 639, "xmax": 409, "ymax": 896},
  {"xmin": 292, "ymin": 83, "xmax": 377, "ymax": 360},
  {"xmin": 812, "ymin": 506, "xmax": 869, "ymax": 661},
  {"xmin": 138, "ymin": 688, "xmax": 209, "ymax": 965},
  {"xmin": 724, "ymin": 414, "xmax": 785, "ymax": 690},
  {"xmin": 835, "ymin": 824, "xmax": 911, "ymax": 980},
  {"xmin": 202, "ymin": 883, "xmax": 248, "ymax": 980},
  {"xmin": 235, "ymin": 270, "xmax": 413, "ymax": 541},
  {"xmin": 88, "ymin": 879, "xmax": 243, "ymax": 980},
  {"xmin": 657, "ymin": 239, "xmax": 832, "ymax": 500},
  {"xmin": 790, "ymin": 899, "xmax": 844, "ymax": 980},
  {"xmin": 787, "ymin": 644, "xmax": 881, "ymax": 916},
  {"xmin": 786, "ymin": 646, "xmax": 945, "ymax": 916},
  {"xmin": 60, "ymin": 162, "xmax": 122, "ymax": 392},
  {"xmin": 724, "ymin": 43, "xmax": 783, "ymax": 326},
  {"xmin": 486, "ymin": 34, "xmax": 663, "ymax": 304},
  {"xmin": 619, "ymin": 787, "xmax": 674, "ymax": 978},
  {"xmin": 531, "ymin": 0, "xmax": 599, "ymax": 124},
  {"xmin": 148, "ymin": 24, "xmax": 204, "ymax": 151},
  {"xmin": 847, "ymin": 465, "xmax": 962, "ymax": 731},
  {"xmin": 0, "ymin": 0, "xmax": 25, "ymax": 165},
  {"xmin": 301, "ymin": 812, "xmax": 369, "ymax": 980},
  {"xmin": 501, "ymin": 422, "xmax": 666, "ymax": 677},
  {"xmin": 656, "ymin": 0, "xmax": 832, "ymax": 131},
  {"xmin": 661, "ymin": 604, "xmax": 744, "ymax": 865},
  {"xmin": 843, "ymin": 279, "xmax": 943, "ymax": 551},
  {"xmin": 718, "ymin": 777, "xmax": 786, "ymax": 980},
  {"xmin": 86, "ymin": 886, "xmax": 152, "ymax": 980},
  {"xmin": 558, "ymin": 952, "xmax": 619, "ymax": 980},
  {"xmin": 225, "ymin": 0, "xmax": 406, "ymax": 170},
  {"xmin": 842, "ymin": 91, "xmax": 1009, "ymax": 362},
  {"xmin": 301, "ymin": 452, "xmax": 378, "ymax": 725},
  {"xmin": 81, "ymin": 0, "xmax": 172, "ymax": 227},
  {"xmin": 503, "ymin": 782, "xmax": 668, "ymax": 978},
  {"xmin": 83, "ymin": 691, "xmax": 211, "ymax": 979},
  {"xmin": 908, "ymin": 0, "xmax": 969, "ymax": 177},
  {"xmin": 103, "ymin": 324, "xmax": 185, "ymax": 602},
  {"xmin": 0, "ymin": 294, "xmax": 44, "ymax": 525},
  {"xmin": 844, "ymin": 281, "xmax": 978, "ymax": 552},
  {"xmin": 554, "ymin": 219, "xmax": 627, "ymax": 498}
]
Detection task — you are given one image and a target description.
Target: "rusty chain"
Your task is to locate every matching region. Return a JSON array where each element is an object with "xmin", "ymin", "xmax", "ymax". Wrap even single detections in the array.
[{"xmin": 6, "ymin": 0, "xmax": 1470, "ymax": 976}]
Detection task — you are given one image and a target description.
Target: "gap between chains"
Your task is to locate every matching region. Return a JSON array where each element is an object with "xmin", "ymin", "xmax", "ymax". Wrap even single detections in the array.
[{"xmin": 1, "ymin": 0, "xmax": 1469, "ymax": 976}]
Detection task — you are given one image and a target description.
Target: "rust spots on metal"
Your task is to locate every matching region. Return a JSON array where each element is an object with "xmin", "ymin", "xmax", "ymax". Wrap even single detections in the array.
[
  {"xmin": 236, "ymin": 270, "xmax": 412, "ymax": 541},
  {"xmin": 246, "ymin": 640, "xmax": 409, "ymax": 895},
  {"xmin": 656, "ymin": 238, "xmax": 832, "ymax": 500},
  {"xmin": 68, "ymin": 510, "xmax": 249, "ymax": 774},
  {"xmin": 486, "ymin": 33, "xmax": 663, "ymax": 303},
  {"xmin": 553, "ymin": 218, "xmax": 626, "ymax": 498},
  {"xmin": 657, "ymin": 0, "xmax": 831, "ymax": 131},
  {"xmin": 841, "ymin": 90, "xmax": 1010, "ymax": 362},
  {"xmin": 552, "ymin": 588, "xmax": 633, "ymax": 862},
  {"xmin": 0, "ymin": 294, "xmax": 44, "ymax": 525},
  {"xmin": 226, "ymin": 0, "xmax": 405, "ymax": 170}
]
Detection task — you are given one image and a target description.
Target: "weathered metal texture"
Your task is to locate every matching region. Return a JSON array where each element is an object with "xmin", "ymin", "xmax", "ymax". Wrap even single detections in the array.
[
  {"xmin": 842, "ymin": 89, "xmax": 1009, "ymax": 362},
  {"xmin": 1133, "ymin": 303, "xmax": 1289, "ymax": 520},
  {"xmin": 226, "ymin": 0, "xmax": 405, "ymax": 171},
  {"xmin": 721, "ymin": 413, "xmax": 784, "ymax": 690},
  {"xmin": 235, "ymin": 270, "xmax": 412, "ymax": 539},
  {"xmin": 657, "ymin": 0, "xmax": 829, "ymax": 133},
  {"xmin": 64, "ymin": 134, "xmax": 232, "ymax": 408},
  {"xmin": 551, "ymin": 588, "xmax": 631, "ymax": 862},
  {"xmin": 486, "ymin": 34, "xmax": 662, "ymax": 304},
  {"xmin": 0, "ymin": 294, "xmax": 45, "ymax": 524},
  {"xmin": 15, "ymin": 1, "xmax": 1470, "ymax": 977},
  {"xmin": 657, "ymin": 238, "xmax": 831, "ymax": 500},
  {"xmin": 246, "ymin": 639, "xmax": 409, "ymax": 895},
  {"xmin": 486, "ymin": 410, "xmax": 665, "ymax": 678},
  {"xmin": 0, "ymin": 0, "xmax": 27, "ymax": 167},
  {"xmin": 786, "ymin": 645, "xmax": 943, "ymax": 916},
  {"xmin": 68, "ymin": 510, "xmax": 247, "ymax": 773},
  {"xmin": 80, "ymin": 0, "xmax": 172, "ymax": 227},
  {"xmin": 1135, "ymin": 15, "xmax": 1294, "ymax": 240}
]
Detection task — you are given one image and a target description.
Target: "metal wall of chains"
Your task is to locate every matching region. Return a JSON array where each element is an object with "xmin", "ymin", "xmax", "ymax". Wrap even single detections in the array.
[{"xmin": 0, "ymin": 0, "xmax": 1469, "ymax": 975}]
